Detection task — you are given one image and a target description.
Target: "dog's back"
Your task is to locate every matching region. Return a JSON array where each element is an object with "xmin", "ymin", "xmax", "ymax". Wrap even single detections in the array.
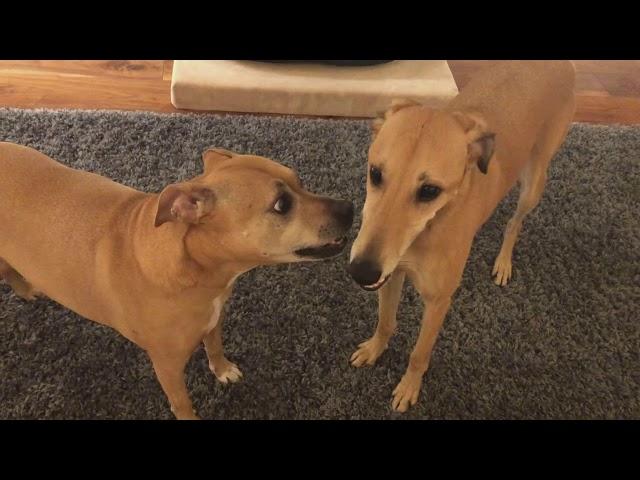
[
  {"xmin": 448, "ymin": 61, "xmax": 574, "ymax": 156},
  {"xmin": 448, "ymin": 61, "xmax": 575, "ymax": 125},
  {"xmin": 0, "ymin": 142, "xmax": 143, "ymax": 316},
  {"xmin": 449, "ymin": 61, "xmax": 576, "ymax": 204}
]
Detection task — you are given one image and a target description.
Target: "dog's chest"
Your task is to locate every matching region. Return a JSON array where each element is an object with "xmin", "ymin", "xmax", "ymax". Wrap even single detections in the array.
[
  {"xmin": 204, "ymin": 297, "xmax": 224, "ymax": 334},
  {"xmin": 203, "ymin": 274, "xmax": 239, "ymax": 334}
]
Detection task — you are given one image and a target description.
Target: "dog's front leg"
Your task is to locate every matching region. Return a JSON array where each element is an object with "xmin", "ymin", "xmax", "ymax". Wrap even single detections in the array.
[
  {"xmin": 203, "ymin": 289, "xmax": 242, "ymax": 384},
  {"xmin": 391, "ymin": 296, "xmax": 451, "ymax": 412},
  {"xmin": 351, "ymin": 270, "xmax": 406, "ymax": 367},
  {"xmin": 203, "ymin": 309, "xmax": 243, "ymax": 384},
  {"xmin": 149, "ymin": 350, "xmax": 199, "ymax": 420}
]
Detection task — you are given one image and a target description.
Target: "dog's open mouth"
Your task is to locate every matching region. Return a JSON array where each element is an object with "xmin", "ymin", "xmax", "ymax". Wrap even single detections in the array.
[
  {"xmin": 294, "ymin": 236, "xmax": 348, "ymax": 259},
  {"xmin": 361, "ymin": 274, "xmax": 390, "ymax": 291}
]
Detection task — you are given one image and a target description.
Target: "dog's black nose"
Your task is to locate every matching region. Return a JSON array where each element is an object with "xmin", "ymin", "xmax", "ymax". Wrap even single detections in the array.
[
  {"xmin": 332, "ymin": 199, "xmax": 354, "ymax": 229},
  {"xmin": 348, "ymin": 258, "xmax": 382, "ymax": 286}
]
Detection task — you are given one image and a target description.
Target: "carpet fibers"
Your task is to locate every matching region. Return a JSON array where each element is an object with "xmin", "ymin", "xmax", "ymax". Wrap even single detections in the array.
[{"xmin": 0, "ymin": 108, "xmax": 638, "ymax": 419}]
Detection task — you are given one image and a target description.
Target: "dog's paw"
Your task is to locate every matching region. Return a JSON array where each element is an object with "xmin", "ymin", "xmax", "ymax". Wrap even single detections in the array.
[
  {"xmin": 391, "ymin": 372, "xmax": 423, "ymax": 413},
  {"xmin": 350, "ymin": 337, "xmax": 388, "ymax": 367},
  {"xmin": 492, "ymin": 254, "xmax": 513, "ymax": 286},
  {"xmin": 209, "ymin": 357, "xmax": 243, "ymax": 384},
  {"xmin": 16, "ymin": 288, "xmax": 39, "ymax": 301},
  {"xmin": 9, "ymin": 277, "xmax": 38, "ymax": 301},
  {"xmin": 173, "ymin": 408, "xmax": 201, "ymax": 420}
]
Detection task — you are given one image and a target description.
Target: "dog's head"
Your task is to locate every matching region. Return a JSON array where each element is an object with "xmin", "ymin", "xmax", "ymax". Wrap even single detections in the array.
[
  {"xmin": 154, "ymin": 148, "xmax": 353, "ymax": 267},
  {"xmin": 348, "ymin": 100, "xmax": 496, "ymax": 290}
]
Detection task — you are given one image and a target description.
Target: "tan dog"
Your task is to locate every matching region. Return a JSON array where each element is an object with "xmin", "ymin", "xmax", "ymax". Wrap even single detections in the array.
[
  {"xmin": 347, "ymin": 61, "xmax": 575, "ymax": 412},
  {"xmin": 0, "ymin": 144, "xmax": 353, "ymax": 419}
]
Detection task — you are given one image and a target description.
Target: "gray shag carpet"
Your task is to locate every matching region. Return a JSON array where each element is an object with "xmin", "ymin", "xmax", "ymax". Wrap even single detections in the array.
[{"xmin": 0, "ymin": 108, "xmax": 638, "ymax": 420}]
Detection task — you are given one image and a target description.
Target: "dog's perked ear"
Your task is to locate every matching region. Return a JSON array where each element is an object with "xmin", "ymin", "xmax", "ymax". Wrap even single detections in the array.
[
  {"xmin": 154, "ymin": 183, "xmax": 215, "ymax": 227},
  {"xmin": 202, "ymin": 148, "xmax": 237, "ymax": 174},
  {"xmin": 452, "ymin": 111, "xmax": 496, "ymax": 175},
  {"xmin": 372, "ymin": 98, "xmax": 422, "ymax": 137}
]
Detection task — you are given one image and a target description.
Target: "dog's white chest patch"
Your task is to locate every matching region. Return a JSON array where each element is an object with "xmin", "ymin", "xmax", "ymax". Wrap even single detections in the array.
[
  {"xmin": 225, "ymin": 273, "xmax": 240, "ymax": 289},
  {"xmin": 205, "ymin": 298, "xmax": 223, "ymax": 334},
  {"xmin": 204, "ymin": 274, "xmax": 240, "ymax": 335}
]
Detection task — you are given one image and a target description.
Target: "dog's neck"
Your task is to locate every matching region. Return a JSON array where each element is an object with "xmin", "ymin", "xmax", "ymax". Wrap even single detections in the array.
[
  {"xmin": 435, "ymin": 164, "xmax": 476, "ymax": 222},
  {"xmin": 183, "ymin": 226, "xmax": 256, "ymax": 290},
  {"xmin": 432, "ymin": 155, "xmax": 506, "ymax": 235},
  {"xmin": 128, "ymin": 194, "xmax": 251, "ymax": 295}
]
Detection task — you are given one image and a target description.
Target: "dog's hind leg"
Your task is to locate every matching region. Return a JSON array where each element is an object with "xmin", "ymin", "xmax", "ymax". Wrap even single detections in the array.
[
  {"xmin": 492, "ymin": 161, "xmax": 547, "ymax": 286},
  {"xmin": 0, "ymin": 258, "xmax": 37, "ymax": 300},
  {"xmin": 492, "ymin": 98, "xmax": 575, "ymax": 286}
]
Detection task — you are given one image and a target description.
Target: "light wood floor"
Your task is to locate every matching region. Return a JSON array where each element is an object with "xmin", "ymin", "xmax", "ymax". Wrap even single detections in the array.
[{"xmin": 1, "ymin": 60, "xmax": 639, "ymax": 124}]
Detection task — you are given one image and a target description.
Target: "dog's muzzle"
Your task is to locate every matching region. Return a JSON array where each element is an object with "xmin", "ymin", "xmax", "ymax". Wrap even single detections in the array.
[{"xmin": 347, "ymin": 258, "xmax": 390, "ymax": 291}]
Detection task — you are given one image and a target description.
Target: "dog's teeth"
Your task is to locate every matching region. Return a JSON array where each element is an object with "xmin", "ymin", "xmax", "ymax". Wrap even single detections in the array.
[{"xmin": 364, "ymin": 275, "xmax": 389, "ymax": 290}]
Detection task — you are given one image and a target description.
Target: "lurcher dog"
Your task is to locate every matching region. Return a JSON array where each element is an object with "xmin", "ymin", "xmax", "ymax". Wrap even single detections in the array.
[{"xmin": 347, "ymin": 61, "xmax": 576, "ymax": 412}]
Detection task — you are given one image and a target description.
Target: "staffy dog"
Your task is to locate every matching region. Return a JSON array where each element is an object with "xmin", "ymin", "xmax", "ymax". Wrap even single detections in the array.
[
  {"xmin": 0, "ymin": 144, "xmax": 353, "ymax": 419},
  {"xmin": 347, "ymin": 61, "xmax": 575, "ymax": 412}
]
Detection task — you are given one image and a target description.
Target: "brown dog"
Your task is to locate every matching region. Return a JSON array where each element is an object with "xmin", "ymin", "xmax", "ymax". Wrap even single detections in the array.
[
  {"xmin": 347, "ymin": 61, "xmax": 575, "ymax": 412},
  {"xmin": 0, "ymin": 144, "xmax": 353, "ymax": 419}
]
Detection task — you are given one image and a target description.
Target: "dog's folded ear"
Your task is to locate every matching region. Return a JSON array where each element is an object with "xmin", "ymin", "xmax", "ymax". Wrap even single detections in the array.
[
  {"xmin": 373, "ymin": 98, "xmax": 422, "ymax": 137},
  {"xmin": 202, "ymin": 148, "xmax": 237, "ymax": 174},
  {"xmin": 452, "ymin": 111, "xmax": 496, "ymax": 175},
  {"xmin": 469, "ymin": 134, "xmax": 495, "ymax": 174},
  {"xmin": 154, "ymin": 183, "xmax": 215, "ymax": 227}
]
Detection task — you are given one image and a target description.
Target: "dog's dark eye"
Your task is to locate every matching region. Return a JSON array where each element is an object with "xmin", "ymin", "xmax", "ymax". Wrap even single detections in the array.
[
  {"xmin": 273, "ymin": 192, "xmax": 292, "ymax": 214},
  {"xmin": 417, "ymin": 184, "xmax": 441, "ymax": 202},
  {"xmin": 370, "ymin": 166, "xmax": 382, "ymax": 186}
]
